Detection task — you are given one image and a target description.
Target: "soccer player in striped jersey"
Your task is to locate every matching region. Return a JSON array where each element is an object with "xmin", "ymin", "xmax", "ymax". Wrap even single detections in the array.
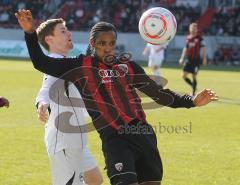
[
  {"xmin": 16, "ymin": 10, "xmax": 218, "ymax": 185},
  {"xmin": 179, "ymin": 23, "xmax": 207, "ymax": 95},
  {"xmin": 34, "ymin": 19, "xmax": 102, "ymax": 185}
]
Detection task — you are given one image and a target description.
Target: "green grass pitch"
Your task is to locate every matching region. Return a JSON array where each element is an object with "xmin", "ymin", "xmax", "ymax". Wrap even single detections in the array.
[{"xmin": 0, "ymin": 59, "xmax": 239, "ymax": 185}]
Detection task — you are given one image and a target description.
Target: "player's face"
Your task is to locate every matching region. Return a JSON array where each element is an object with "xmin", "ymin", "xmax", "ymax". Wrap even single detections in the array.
[
  {"xmin": 48, "ymin": 23, "xmax": 73, "ymax": 54},
  {"xmin": 189, "ymin": 23, "xmax": 198, "ymax": 35},
  {"xmin": 91, "ymin": 31, "xmax": 116, "ymax": 62}
]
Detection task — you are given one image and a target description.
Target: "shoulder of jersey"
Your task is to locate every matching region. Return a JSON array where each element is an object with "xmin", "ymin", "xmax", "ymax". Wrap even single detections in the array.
[{"xmin": 186, "ymin": 35, "xmax": 192, "ymax": 40}]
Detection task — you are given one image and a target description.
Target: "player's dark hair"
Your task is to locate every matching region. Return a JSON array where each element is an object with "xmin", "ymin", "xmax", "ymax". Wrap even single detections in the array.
[
  {"xmin": 36, "ymin": 18, "xmax": 65, "ymax": 51},
  {"xmin": 87, "ymin": 22, "xmax": 117, "ymax": 55}
]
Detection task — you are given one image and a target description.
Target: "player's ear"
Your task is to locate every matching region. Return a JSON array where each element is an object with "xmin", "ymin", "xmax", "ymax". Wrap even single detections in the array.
[
  {"xmin": 90, "ymin": 39, "xmax": 95, "ymax": 48},
  {"xmin": 45, "ymin": 35, "xmax": 52, "ymax": 45}
]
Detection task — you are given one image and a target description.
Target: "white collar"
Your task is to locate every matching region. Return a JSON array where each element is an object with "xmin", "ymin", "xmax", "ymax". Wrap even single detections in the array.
[{"xmin": 48, "ymin": 53, "xmax": 66, "ymax": 58}]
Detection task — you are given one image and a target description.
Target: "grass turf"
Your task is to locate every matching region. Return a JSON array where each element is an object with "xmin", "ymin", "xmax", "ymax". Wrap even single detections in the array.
[{"xmin": 0, "ymin": 59, "xmax": 239, "ymax": 185}]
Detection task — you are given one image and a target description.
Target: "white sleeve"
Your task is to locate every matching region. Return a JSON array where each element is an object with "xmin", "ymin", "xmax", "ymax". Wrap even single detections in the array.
[
  {"xmin": 35, "ymin": 74, "xmax": 56, "ymax": 106},
  {"xmin": 163, "ymin": 43, "xmax": 168, "ymax": 49}
]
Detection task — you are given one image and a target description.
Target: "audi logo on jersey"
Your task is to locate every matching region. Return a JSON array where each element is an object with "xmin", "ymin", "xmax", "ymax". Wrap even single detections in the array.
[{"xmin": 99, "ymin": 64, "xmax": 128, "ymax": 82}]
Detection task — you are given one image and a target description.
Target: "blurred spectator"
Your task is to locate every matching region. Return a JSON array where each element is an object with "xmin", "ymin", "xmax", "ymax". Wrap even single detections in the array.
[
  {"xmin": 222, "ymin": 47, "xmax": 233, "ymax": 64},
  {"xmin": 61, "ymin": 0, "xmax": 201, "ymax": 33},
  {"xmin": 0, "ymin": 0, "xmax": 63, "ymax": 28},
  {"xmin": 207, "ymin": 7, "xmax": 240, "ymax": 36},
  {"xmin": 213, "ymin": 47, "xmax": 224, "ymax": 65},
  {"xmin": 213, "ymin": 46, "xmax": 239, "ymax": 65},
  {"xmin": 0, "ymin": 10, "xmax": 10, "ymax": 23},
  {"xmin": 230, "ymin": 46, "xmax": 240, "ymax": 65},
  {"xmin": 1, "ymin": 0, "xmax": 239, "ymax": 36}
]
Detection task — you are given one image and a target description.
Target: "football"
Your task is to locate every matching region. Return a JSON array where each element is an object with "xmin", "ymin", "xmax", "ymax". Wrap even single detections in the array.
[{"xmin": 138, "ymin": 7, "xmax": 177, "ymax": 45}]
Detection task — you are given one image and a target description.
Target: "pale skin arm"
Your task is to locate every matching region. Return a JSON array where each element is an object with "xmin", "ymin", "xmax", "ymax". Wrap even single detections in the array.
[
  {"xmin": 16, "ymin": 10, "xmax": 48, "ymax": 123},
  {"xmin": 37, "ymin": 102, "xmax": 49, "ymax": 123},
  {"xmin": 15, "ymin": 9, "xmax": 34, "ymax": 33},
  {"xmin": 142, "ymin": 45, "xmax": 150, "ymax": 56},
  {"xmin": 179, "ymin": 47, "xmax": 187, "ymax": 65}
]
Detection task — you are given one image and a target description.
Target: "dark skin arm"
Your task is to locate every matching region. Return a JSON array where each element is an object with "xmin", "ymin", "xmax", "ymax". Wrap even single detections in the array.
[{"xmin": 131, "ymin": 62, "xmax": 218, "ymax": 108}]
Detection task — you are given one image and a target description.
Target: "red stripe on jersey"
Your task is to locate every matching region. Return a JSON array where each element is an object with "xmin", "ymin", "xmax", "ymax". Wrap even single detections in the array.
[
  {"xmin": 186, "ymin": 35, "xmax": 202, "ymax": 60},
  {"xmin": 82, "ymin": 57, "xmax": 119, "ymax": 129},
  {"xmin": 127, "ymin": 63, "xmax": 146, "ymax": 122},
  {"xmin": 110, "ymin": 65, "xmax": 135, "ymax": 123}
]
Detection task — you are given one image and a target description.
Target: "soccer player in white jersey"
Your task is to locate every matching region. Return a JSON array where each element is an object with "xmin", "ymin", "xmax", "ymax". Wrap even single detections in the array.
[
  {"xmin": 143, "ymin": 43, "xmax": 167, "ymax": 79},
  {"xmin": 35, "ymin": 18, "xmax": 102, "ymax": 185}
]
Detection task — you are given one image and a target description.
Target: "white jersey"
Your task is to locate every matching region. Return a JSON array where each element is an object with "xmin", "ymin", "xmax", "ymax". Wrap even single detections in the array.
[
  {"xmin": 36, "ymin": 53, "xmax": 88, "ymax": 156},
  {"xmin": 147, "ymin": 43, "xmax": 167, "ymax": 67}
]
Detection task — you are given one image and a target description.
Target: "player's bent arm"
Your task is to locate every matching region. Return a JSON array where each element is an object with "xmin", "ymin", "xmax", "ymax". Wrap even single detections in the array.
[
  {"xmin": 35, "ymin": 74, "xmax": 57, "ymax": 107},
  {"xmin": 36, "ymin": 90, "xmax": 50, "ymax": 109},
  {"xmin": 25, "ymin": 31, "xmax": 83, "ymax": 79},
  {"xmin": 142, "ymin": 45, "xmax": 150, "ymax": 56},
  {"xmin": 179, "ymin": 47, "xmax": 187, "ymax": 64},
  {"xmin": 37, "ymin": 101, "xmax": 49, "ymax": 123},
  {"xmin": 35, "ymin": 81, "xmax": 50, "ymax": 117},
  {"xmin": 202, "ymin": 46, "xmax": 208, "ymax": 65},
  {"xmin": 131, "ymin": 62, "xmax": 195, "ymax": 108}
]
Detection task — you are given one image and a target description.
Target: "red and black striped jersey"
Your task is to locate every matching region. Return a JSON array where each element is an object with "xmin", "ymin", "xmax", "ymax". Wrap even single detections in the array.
[
  {"xmin": 25, "ymin": 32, "xmax": 195, "ymax": 139},
  {"xmin": 185, "ymin": 34, "xmax": 205, "ymax": 60}
]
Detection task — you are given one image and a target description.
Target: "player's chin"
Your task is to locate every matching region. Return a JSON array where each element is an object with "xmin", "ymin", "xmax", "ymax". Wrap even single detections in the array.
[{"xmin": 69, "ymin": 43, "xmax": 73, "ymax": 49}]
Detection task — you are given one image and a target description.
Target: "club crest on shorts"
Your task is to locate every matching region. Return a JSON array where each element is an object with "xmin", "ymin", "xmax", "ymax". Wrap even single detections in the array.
[{"xmin": 115, "ymin": 162, "xmax": 123, "ymax": 171}]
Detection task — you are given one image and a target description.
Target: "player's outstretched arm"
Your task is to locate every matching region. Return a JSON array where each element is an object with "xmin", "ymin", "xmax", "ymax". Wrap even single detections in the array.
[
  {"xmin": 131, "ymin": 62, "xmax": 195, "ymax": 108},
  {"xmin": 15, "ymin": 9, "xmax": 34, "ymax": 33},
  {"xmin": 193, "ymin": 89, "xmax": 218, "ymax": 106},
  {"xmin": 179, "ymin": 47, "xmax": 186, "ymax": 65},
  {"xmin": 15, "ymin": 9, "xmax": 83, "ymax": 80},
  {"xmin": 142, "ymin": 45, "xmax": 150, "ymax": 56},
  {"xmin": 131, "ymin": 62, "xmax": 218, "ymax": 108}
]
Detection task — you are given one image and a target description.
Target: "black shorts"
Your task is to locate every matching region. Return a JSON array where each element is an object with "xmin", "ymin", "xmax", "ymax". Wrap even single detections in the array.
[
  {"xmin": 183, "ymin": 58, "xmax": 200, "ymax": 74},
  {"xmin": 102, "ymin": 122, "xmax": 163, "ymax": 185}
]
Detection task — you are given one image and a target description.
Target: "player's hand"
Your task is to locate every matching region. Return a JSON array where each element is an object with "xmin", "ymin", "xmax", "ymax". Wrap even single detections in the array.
[
  {"xmin": 37, "ymin": 102, "xmax": 49, "ymax": 123},
  {"xmin": 203, "ymin": 58, "xmax": 207, "ymax": 66},
  {"xmin": 179, "ymin": 59, "xmax": 184, "ymax": 65},
  {"xmin": 0, "ymin": 97, "xmax": 10, "ymax": 108},
  {"xmin": 193, "ymin": 89, "xmax": 218, "ymax": 107},
  {"xmin": 15, "ymin": 9, "xmax": 34, "ymax": 33}
]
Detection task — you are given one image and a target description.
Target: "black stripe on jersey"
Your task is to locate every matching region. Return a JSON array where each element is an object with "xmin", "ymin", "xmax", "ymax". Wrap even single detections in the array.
[
  {"xmin": 92, "ymin": 59, "xmax": 125, "ymax": 128},
  {"xmin": 127, "ymin": 62, "xmax": 146, "ymax": 119},
  {"xmin": 73, "ymin": 66, "xmax": 106, "ymax": 131},
  {"xmin": 112, "ymin": 72, "xmax": 133, "ymax": 117}
]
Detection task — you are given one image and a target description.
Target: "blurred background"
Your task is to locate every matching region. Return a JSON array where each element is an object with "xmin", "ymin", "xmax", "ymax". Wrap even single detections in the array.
[
  {"xmin": 0, "ymin": 0, "xmax": 240, "ymax": 65},
  {"xmin": 0, "ymin": 1, "xmax": 240, "ymax": 185}
]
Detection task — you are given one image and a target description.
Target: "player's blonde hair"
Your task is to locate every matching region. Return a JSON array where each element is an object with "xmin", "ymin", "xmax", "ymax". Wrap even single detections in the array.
[{"xmin": 36, "ymin": 18, "xmax": 65, "ymax": 51}]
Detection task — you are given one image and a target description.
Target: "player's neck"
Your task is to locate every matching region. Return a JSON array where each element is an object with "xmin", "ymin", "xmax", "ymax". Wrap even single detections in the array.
[{"xmin": 191, "ymin": 33, "xmax": 197, "ymax": 37}]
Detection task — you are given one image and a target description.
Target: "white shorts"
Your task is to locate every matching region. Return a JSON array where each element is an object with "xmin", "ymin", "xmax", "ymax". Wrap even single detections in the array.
[
  {"xmin": 49, "ymin": 147, "xmax": 97, "ymax": 185},
  {"xmin": 148, "ymin": 58, "xmax": 163, "ymax": 68}
]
